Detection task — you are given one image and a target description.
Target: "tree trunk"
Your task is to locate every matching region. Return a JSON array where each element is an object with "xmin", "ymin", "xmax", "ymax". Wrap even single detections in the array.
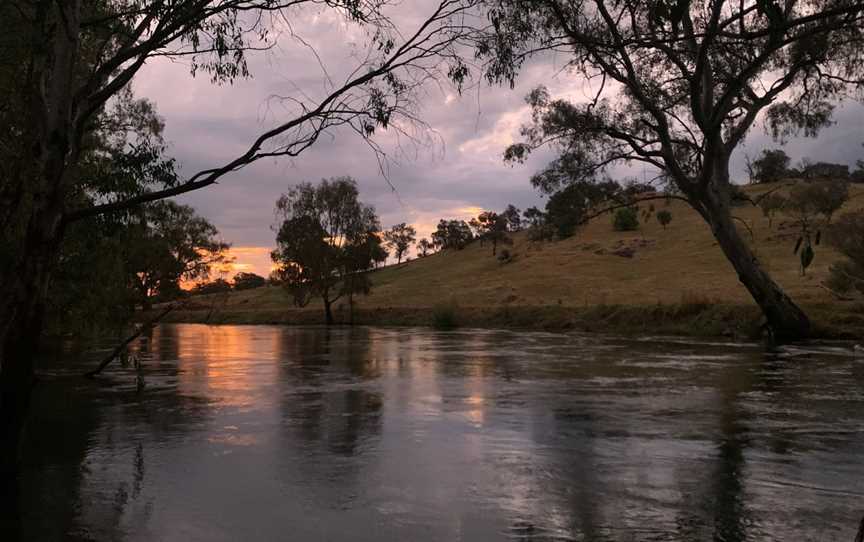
[
  {"xmin": 703, "ymin": 192, "xmax": 811, "ymax": 341},
  {"xmin": 323, "ymin": 298, "xmax": 334, "ymax": 325},
  {"xmin": 0, "ymin": 0, "xmax": 80, "ymax": 476},
  {"xmin": 0, "ymin": 225, "xmax": 61, "ymax": 479}
]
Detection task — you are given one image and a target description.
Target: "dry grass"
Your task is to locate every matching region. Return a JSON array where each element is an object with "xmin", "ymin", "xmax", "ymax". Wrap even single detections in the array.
[{"xmin": 172, "ymin": 182, "xmax": 864, "ymax": 337}]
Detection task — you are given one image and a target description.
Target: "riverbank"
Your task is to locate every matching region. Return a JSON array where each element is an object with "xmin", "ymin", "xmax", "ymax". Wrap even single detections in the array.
[
  {"xmin": 158, "ymin": 181, "xmax": 864, "ymax": 340},
  {"xmin": 156, "ymin": 301, "xmax": 863, "ymax": 340}
]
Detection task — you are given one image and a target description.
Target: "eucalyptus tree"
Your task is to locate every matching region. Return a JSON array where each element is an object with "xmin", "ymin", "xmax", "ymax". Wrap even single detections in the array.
[
  {"xmin": 431, "ymin": 219, "xmax": 474, "ymax": 250},
  {"xmin": 0, "ymin": 0, "xmax": 478, "ymax": 475},
  {"xmin": 478, "ymin": 0, "xmax": 864, "ymax": 339},
  {"xmin": 126, "ymin": 201, "xmax": 230, "ymax": 310},
  {"xmin": 417, "ymin": 238, "xmax": 434, "ymax": 256},
  {"xmin": 383, "ymin": 223, "xmax": 417, "ymax": 264},
  {"xmin": 271, "ymin": 177, "xmax": 381, "ymax": 325},
  {"xmin": 474, "ymin": 211, "xmax": 511, "ymax": 255}
]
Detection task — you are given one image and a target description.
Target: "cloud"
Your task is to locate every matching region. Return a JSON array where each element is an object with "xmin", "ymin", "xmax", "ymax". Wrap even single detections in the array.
[{"xmin": 136, "ymin": 0, "xmax": 864, "ymax": 260}]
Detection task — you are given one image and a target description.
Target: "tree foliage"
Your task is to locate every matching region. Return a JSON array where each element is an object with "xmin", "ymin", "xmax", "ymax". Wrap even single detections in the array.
[
  {"xmin": 656, "ymin": 210, "xmax": 673, "ymax": 230},
  {"xmin": 613, "ymin": 207, "xmax": 640, "ymax": 232},
  {"xmin": 748, "ymin": 149, "xmax": 791, "ymax": 184},
  {"xmin": 417, "ymin": 238, "xmax": 434, "ymax": 257},
  {"xmin": 383, "ymin": 223, "xmax": 417, "ymax": 264},
  {"xmin": 270, "ymin": 177, "xmax": 382, "ymax": 324},
  {"xmin": 472, "ymin": 211, "xmax": 512, "ymax": 255},
  {"xmin": 128, "ymin": 201, "xmax": 230, "ymax": 308},
  {"xmin": 233, "ymin": 272, "xmax": 267, "ymax": 291},
  {"xmin": 782, "ymin": 181, "xmax": 850, "ymax": 275},
  {"xmin": 826, "ymin": 210, "xmax": 864, "ymax": 295},
  {"xmin": 431, "ymin": 219, "xmax": 474, "ymax": 250}
]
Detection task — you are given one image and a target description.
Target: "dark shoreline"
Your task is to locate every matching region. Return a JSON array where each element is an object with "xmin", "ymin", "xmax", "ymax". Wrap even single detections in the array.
[{"xmin": 146, "ymin": 302, "xmax": 863, "ymax": 341}]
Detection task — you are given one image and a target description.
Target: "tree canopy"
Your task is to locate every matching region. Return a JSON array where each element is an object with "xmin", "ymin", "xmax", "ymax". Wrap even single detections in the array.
[
  {"xmin": 383, "ymin": 223, "xmax": 417, "ymax": 264},
  {"xmin": 271, "ymin": 177, "xmax": 382, "ymax": 324}
]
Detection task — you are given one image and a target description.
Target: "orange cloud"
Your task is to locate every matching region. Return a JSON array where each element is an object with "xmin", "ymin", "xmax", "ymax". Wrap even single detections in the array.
[{"xmin": 218, "ymin": 246, "xmax": 276, "ymax": 279}]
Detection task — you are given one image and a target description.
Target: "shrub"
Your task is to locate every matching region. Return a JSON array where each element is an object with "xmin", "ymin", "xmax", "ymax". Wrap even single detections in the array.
[
  {"xmin": 431, "ymin": 301, "xmax": 458, "ymax": 330},
  {"xmin": 612, "ymin": 207, "xmax": 639, "ymax": 231},
  {"xmin": 656, "ymin": 210, "xmax": 672, "ymax": 230},
  {"xmin": 233, "ymin": 272, "xmax": 267, "ymax": 290}
]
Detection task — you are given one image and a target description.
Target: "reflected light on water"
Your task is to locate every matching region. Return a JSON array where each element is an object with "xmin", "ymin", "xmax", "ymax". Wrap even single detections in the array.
[{"xmin": 6, "ymin": 325, "xmax": 864, "ymax": 542}]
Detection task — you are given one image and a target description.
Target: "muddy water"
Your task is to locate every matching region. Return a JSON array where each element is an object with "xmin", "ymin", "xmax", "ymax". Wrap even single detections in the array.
[{"xmin": 3, "ymin": 324, "xmax": 863, "ymax": 541}]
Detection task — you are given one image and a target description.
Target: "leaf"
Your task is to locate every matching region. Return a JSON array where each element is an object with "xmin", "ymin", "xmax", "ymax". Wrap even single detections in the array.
[{"xmin": 793, "ymin": 236, "xmax": 802, "ymax": 254}]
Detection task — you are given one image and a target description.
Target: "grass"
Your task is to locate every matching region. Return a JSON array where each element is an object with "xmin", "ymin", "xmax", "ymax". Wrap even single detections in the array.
[{"xmin": 164, "ymin": 182, "xmax": 864, "ymax": 338}]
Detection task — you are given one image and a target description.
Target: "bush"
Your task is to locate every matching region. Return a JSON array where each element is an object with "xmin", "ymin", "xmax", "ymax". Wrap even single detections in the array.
[
  {"xmin": 192, "ymin": 278, "xmax": 232, "ymax": 295},
  {"xmin": 612, "ymin": 207, "xmax": 639, "ymax": 231},
  {"xmin": 656, "ymin": 210, "xmax": 672, "ymax": 229},
  {"xmin": 431, "ymin": 301, "xmax": 458, "ymax": 330},
  {"xmin": 233, "ymin": 272, "xmax": 267, "ymax": 290}
]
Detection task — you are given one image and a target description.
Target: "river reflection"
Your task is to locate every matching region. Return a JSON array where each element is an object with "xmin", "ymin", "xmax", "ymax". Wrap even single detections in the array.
[{"xmin": 3, "ymin": 325, "xmax": 864, "ymax": 541}]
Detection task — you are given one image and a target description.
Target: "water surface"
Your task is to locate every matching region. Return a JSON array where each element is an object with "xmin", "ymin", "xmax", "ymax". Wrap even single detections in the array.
[{"xmin": 4, "ymin": 324, "xmax": 864, "ymax": 541}]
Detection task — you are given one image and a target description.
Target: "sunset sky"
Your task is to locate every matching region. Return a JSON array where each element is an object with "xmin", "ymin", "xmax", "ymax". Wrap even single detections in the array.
[{"xmin": 136, "ymin": 2, "xmax": 864, "ymax": 279}]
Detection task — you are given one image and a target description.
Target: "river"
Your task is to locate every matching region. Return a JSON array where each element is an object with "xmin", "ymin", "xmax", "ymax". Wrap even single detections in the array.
[{"xmin": 3, "ymin": 324, "xmax": 863, "ymax": 541}]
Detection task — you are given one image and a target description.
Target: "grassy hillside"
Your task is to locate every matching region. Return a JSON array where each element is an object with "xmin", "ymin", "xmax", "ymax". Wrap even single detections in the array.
[{"xmin": 170, "ymin": 182, "xmax": 864, "ymax": 337}]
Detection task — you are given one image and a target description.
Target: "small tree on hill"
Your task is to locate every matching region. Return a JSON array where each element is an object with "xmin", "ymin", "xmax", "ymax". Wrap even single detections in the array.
[
  {"xmin": 383, "ymin": 223, "xmax": 417, "ymax": 264},
  {"xmin": 431, "ymin": 219, "xmax": 473, "ymax": 250},
  {"xmin": 233, "ymin": 273, "xmax": 267, "ymax": 291},
  {"xmin": 613, "ymin": 207, "xmax": 639, "ymax": 232},
  {"xmin": 417, "ymin": 238, "xmax": 434, "ymax": 257},
  {"xmin": 501, "ymin": 204, "xmax": 523, "ymax": 232},
  {"xmin": 748, "ymin": 149, "xmax": 791, "ymax": 184},
  {"xmin": 474, "ymin": 211, "xmax": 512, "ymax": 255},
  {"xmin": 193, "ymin": 279, "xmax": 233, "ymax": 295},
  {"xmin": 656, "ymin": 210, "xmax": 673, "ymax": 230}
]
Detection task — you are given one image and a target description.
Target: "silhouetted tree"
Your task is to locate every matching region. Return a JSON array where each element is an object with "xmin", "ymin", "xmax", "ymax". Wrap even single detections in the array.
[
  {"xmin": 479, "ymin": 0, "xmax": 864, "ymax": 338},
  {"xmin": 192, "ymin": 278, "xmax": 233, "ymax": 295},
  {"xmin": 342, "ymin": 228, "xmax": 388, "ymax": 323},
  {"xmin": 127, "ymin": 202, "xmax": 230, "ymax": 310},
  {"xmin": 383, "ymin": 223, "xmax": 417, "ymax": 264},
  {"xmin": 431, "ymin": 219, "xmax": 474, "ymax": 250},
  {"xmin": 417, "ymin": 238, "xmax": 434, "ymax": 257},
  {"xmin": 474, "ymin": 211, "xmax": 512, "ymax": 255},
  {"xmin": 233, "ymin": 273, "xmax": 267, "ymax": 291},
  {"xmin": 748, "ymin": 149, "xmax": 791, "ymax": 184},
  {"xmin": 501, "ymin": 204, "xmax": 523, "ymax": 231},
  {"xmin": 271, "ymin": 177, "xmax": 381, "ymax": 325}
]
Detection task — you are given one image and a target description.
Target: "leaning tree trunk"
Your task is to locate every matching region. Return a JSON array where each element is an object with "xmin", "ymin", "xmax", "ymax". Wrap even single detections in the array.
[{"xmin": 702, "ymin": 187, "xmax": 811, "ymax": 341}]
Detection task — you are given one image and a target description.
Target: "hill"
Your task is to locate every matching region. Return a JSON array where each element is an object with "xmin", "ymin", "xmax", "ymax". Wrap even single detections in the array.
[{"xmin": 167, "ymin": 182, "xmax": 864, "ymax": 338}]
